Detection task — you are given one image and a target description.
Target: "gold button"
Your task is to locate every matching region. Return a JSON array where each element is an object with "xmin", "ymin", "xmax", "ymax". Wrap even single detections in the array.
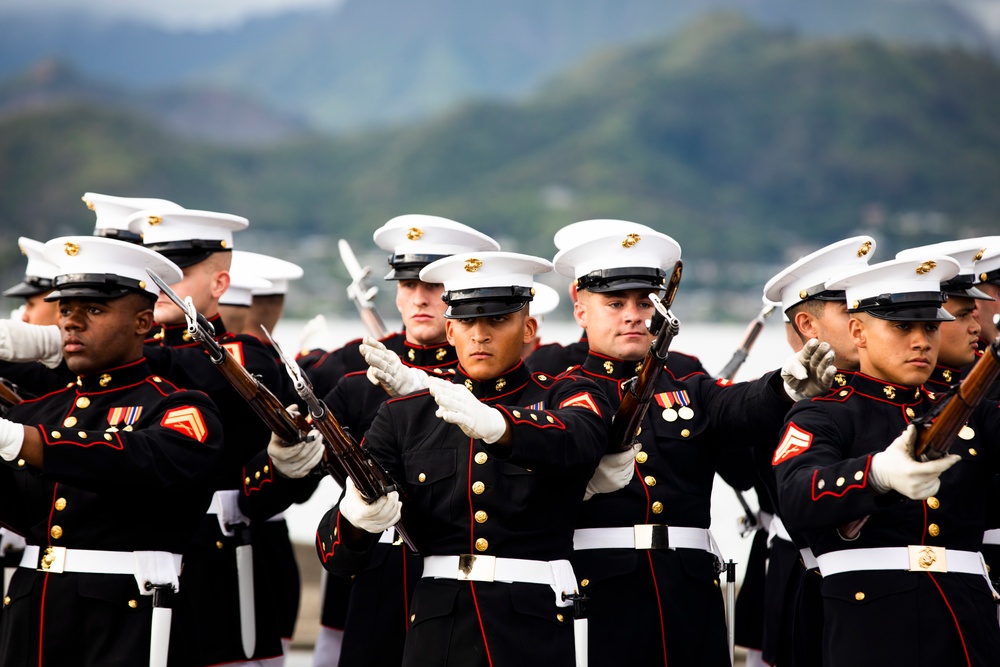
[
  {"xmin": 969, "ymin": 448, "xmax": 978, "ymax": 456},
  {"xmin": 472, "ymin": 481, "xmax": 485, "ymax": 495},
  {"xmin": 50, "ymin": 526, "xmax": 63, "ymax": 539},
  {"xmin": 104, "ymin": 434, "xmax": 112, "ymax": 441},
  {"xmin": 75, "ymin": 396, "xmax": 91, "ymax": 409},
  {"xmin": 152, "ymin": 376, "xmax": 162, "ymax": 383},
  {"xmin": 556, "ymin": 613, "xmax": 565, "ymax": 623},
  {"xmin": 51, "ymin": 431, "xmax": 61, "ymax": 439},
  {"xmin": 927, "ymin": 497, "xmax": 940, "ymax": 510},
  {"xmin": 263, "ymin": 465, "xmax": 269, "ymax": 474},
  {"xmin": 512, "ymin": 410, "xmax": 521, "ymax": 418},
  {"xmin": 128, "ymin": 599, "xmax": 138, "ymax": 609},
  {"xmin": 636, "ymin": 427, "xmax": 641, "ymax": 436},
  {"xmin": 16, "ymin": 459, "xmax": 25, "ymax": 467},
  {"xmin": 546, "ymin": 415, "xmax": 555, "ymax": 423},
  {"xmin": 680, "ymin": 429, "xmax": 690, "ymax": 438},
  {"xmin": 244, "ymin": 477, "xmax": 251, "ymax": 485},
  {"xmin": 817, "ymin": 479, "xmax": 826, "ymax": 489},
  {"xmin": 475, "ymin": 452, "xmax": 488, "ymax": 465},
  {"xmin": 77, "ymin": 431, "xmax": 87, "ymax": 439},
  {"xmin": 2, "ymin": 596, "xmax": 8, "ymax": 606},
  {"xmin": 410, "ymin": 614, "xmax": 416, "ymax": 622},
  {"xmin": 254, "ymin": 471, "xmax": 261, "ymax": 480},
  {"xmin": 855, "ymin": 592, "xmax": 865, "ymax": 601},
  {"xmin": 713, "ymin": 579, "xmax": 719, "ymax": 587},
  {"xmin": 538, "ymin": 375, "xmax": 547, "ymax": 381},
  {"xmin": 906, "ymin": 407, "xmax": 915, "ymax": 418},
  {"xmin": 475, "ymin": 538, "xmax": 488, "ymax": 552},
  {"xmin": 928, "ymin": 523, "xmax": 940, "ymax": 537},
  {"xmin": 63, "ymin": 416, "xmax": 78, "ymax": 428},
  {"xmin": 854, "ymin": 471, "xmax": 864, "ymax": 481},
  {"xmin": 54, "ymin": 498, "xmax": 67, "ymax": 511},
  {"xmin": 475, "ymin": 510, "xmax": 488, "ymax": 523},
  {"xmin": 580, "ymin": 579, "xmax": 590, "ymax": 587},
  {"xmin": 651, "ymin": 501, "xmax": 663, "ymax": 514},
  {"xmin": 418, "ymin": 473, "xmax": 427, "ymax": 483},
  {"xmin": 644, "ymin": 476, "xmax": 656, "ymax": 487},
  {"xmin": 636, "ymin": 451, "xmax": 648, "ymax": 464},
  {"xmin": 836, "ymin": 477, "xmax": 845, "ymax": 487},
  {"xmin": 216, "ymin": 541, "xmax": 224, "ymax": 549}
]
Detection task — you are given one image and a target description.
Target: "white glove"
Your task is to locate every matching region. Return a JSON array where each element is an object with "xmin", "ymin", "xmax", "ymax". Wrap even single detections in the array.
[
  {"xmin": 869, "ymin": 425, "xmax": 961, "ymax": 500},
  {"xmin": 298, "ymin": 314, "xmax": 337, "ymax": 352},
  {"xmin": 0, "ymin": 320, "xmax": 63, "ymax": 368},
  {"xmin": 339, "ymin": 477, "xmax": 402, "ymax": 534},
  {"xmin": 427, "ymin": 377, "xmax": 508, "ymax": 443},
  {"xmin": 9, "ymin": 305, "xmax": 25, "ymax": 321},
  {"xmin": 268, "ymin": 427, "xmax": 325, "ymax": 479},
  {"xmin": 361, "ymin": 336, "xmax": 429, "ymax": 397},
  {"xmin": 0, "ymin": 417, "xmax": 25, "ymax": 462},
  {"xmin": 781, "ymin": 338, "xmax": 837, "ymax": 401},
  {"xmin": 584, "ymin": 443, "xmax": 641, "ymax": 500}
]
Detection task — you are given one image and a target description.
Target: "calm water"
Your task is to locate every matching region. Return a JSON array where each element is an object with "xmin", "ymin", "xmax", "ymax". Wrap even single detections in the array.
[{"xmin": 273, "ymin": 316, "xmax": 796, "ymax": 582}]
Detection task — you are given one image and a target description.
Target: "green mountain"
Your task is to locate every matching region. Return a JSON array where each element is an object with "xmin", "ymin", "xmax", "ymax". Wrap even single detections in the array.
[{"xmin": 3, "ymin": 17, "xmax": 999, "ymax": 318}]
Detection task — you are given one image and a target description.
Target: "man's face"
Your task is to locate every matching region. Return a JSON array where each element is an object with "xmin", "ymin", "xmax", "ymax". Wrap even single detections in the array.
[
  {"xmin": 396, "ymin": 280, "xmax": 448, "ymax": 345},
  {"xmin": 974, "ymin": 282, "xmax": 1000, "ymax": 342},
  {"xmin": 59, "ymin": 296, "xmax": 151, "ymax": 375},
  {"xmin": 445, "ymin": 311, "xmax": 535, "ymax": 380},
  {"xmin": 795, "ymin": 301, "xmax": 859, "ymax": 370},
  {"xmin": 573, "ymin": 289, "xmax": 654, "ymax": 362},
  {"xmin": 937, "ymin": 296, "xmax": 981, "ymax": 368},
  {"xmin": 851, "ymin": 315, "xmax": 939, "ymax": 387},
  {"xmin": 154, "ymin": 261, "xmax": 227, "ymax": 325},
  {"xmin": 22, "ymin": 293, "xmax": 60, "ymax": 326}
]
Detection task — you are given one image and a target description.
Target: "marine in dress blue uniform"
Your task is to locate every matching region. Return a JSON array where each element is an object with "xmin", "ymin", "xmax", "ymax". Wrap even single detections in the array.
[
  {"xmin": 551, "ymin": 225, "xmax": 815, "ymax": 667},
  {"xmin": 0, "ymin": 236, "xmax": 224, "ymax": 666},
  {"xmin": 316, "ymin": 251, "xmax": 612, "ymax": 667},
  {"xmin": 775, "ymin": 254, "xmax": 1000, "ymax": 667}
]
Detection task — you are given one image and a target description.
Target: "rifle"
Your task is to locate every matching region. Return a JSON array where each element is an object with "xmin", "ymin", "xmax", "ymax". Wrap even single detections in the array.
[
  {"xmin": 839, "ymin": 331, "xmax": 1000, "ymax": 540},
  {"xmin": 717, "ymin": 298, "xmax": 778, "ymax": 381},
  {"xmin": 339, "ymin": 239, "xmax": 388, "ymax": 339},
  {"xmin": 259, "ymin": 325, "xmax": 417, "ymax": 553},
  {"xmin": 609, "ymin": 261, "xmax": 683, "ymax": 452},
  {"xmin": 717, "ymin": 298, "xmax": 777, "ymax": 533},
  {"xmin": 145, "ymin": 269, "xmax": 310, "ymax": 448},
  {"xmin": 0, "ymin": 378, "xmax": 24, "ymax": 411}
]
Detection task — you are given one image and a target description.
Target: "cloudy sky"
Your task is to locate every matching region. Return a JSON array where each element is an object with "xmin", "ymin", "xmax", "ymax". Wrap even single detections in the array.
[{"xmin": 2, "ymin": 0, "xmax": 345, "ymax": 30}]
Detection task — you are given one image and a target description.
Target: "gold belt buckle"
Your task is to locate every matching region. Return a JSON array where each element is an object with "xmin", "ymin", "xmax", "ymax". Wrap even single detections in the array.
[
  {"xmin": 634, "ymin": 524, "xmax": 670, "ymax": 550},
  {"xmin": 37, "ymin": 546, "xmax": 67, "ymax": 574},
  {"xmin": 457, "ymin": 554, "xmax": 497, "ymax": 582},
  {"xmin": 907, "ymin": 545, "xmax": 947, "ymax": 573}
]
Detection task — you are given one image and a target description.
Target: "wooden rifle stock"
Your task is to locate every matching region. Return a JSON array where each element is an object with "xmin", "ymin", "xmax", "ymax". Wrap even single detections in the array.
[
  {"xmin": 609, "ymin": 261, "xmax": 683, "ymax": 452},
  {"xmin": 0, "ymin": 379, "xmax": 24, "ymax": 409},
  {"xmin": 839, "ymin": 335, "xmax": 1000, "ymax": 540}
]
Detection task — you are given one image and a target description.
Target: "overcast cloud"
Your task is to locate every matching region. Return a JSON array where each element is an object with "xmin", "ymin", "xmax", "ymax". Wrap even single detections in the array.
[{"xmin": 1, "ymin": 0, "xmax": 345, "ymax": 30}]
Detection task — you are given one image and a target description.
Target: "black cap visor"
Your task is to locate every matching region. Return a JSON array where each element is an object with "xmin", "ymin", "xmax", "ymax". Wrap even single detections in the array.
[
  {"xmin": 443, "ymin": 286, "xmax": 533, "ymax": 319},
  {"xmin": 576, "ymin": 267, "xmax": 666, "ymax": 293},
  {"xmin": 3, "ymin": 277, "xmax": 53, "ymax": 298}
]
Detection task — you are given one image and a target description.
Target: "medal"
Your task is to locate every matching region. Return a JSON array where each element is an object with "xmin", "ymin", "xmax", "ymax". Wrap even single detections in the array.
[
  {"xmin": 662, "ymin": 408, "xmax": 678, "ymax": 422},
  {"xmin": 678, "ymin": 406, "xmax": 694, "ymax": 420}
]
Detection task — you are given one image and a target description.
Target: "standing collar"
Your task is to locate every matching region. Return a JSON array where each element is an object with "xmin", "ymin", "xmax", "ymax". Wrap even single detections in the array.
[
  {"xmin": 73, "ymin": 357, "xmax": 153, "ymax": 393},
  {"xmin": 582, "ymin": 351, "xmax": 644, "ymax": 382},
  {"xmin": 846, "ymin": 371, "xmax": 928, "ymax": 405}
]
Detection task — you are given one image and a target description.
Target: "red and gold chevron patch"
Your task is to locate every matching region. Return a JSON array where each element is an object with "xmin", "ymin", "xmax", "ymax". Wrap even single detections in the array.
[
  {"xmin": 773, "ymin": 423, "xmax": 812, "ymax": 465},
  {"xmin": 161, "ymin": 406, "xmax": 208, "ymax": 443},
  {"xmin": 222, "ymin": 341, "xmax": 245, "ymax": 366},
  {"xmin": 559, "ymin": 392, "xmax": 601, "ymax": 416}
]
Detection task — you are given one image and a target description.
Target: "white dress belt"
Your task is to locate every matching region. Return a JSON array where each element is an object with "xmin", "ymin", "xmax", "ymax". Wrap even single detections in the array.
[
  {"xmin": 423, "ymin": 554, "xmax": 559, "ymax": 585},
  {"xmin": 816, "ymin": 546, "xmax": 988, "ymax": 577},
  {"xmin": 984, "ymin": 529, "xmax": 1000, "ymax": 546},
  {"xmin": 800, "ymin": 547, "xmax": 819, "ymax": 570},
  {"xmin": 20, "ymin": 545, "xmax": 182, "ymax": 578},
  {"xmin": 573, "ymin": 526, "xmax": 721, "ymax": 560},
  {"xmin": 767, "ymin": 514, "xmax": 793, "ymax": 547}
]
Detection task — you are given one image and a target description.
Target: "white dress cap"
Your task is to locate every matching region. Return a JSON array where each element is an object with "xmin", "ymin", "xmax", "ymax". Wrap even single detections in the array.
[
  {"xmin": 420, "ymin": 251, "xmax": 553, "ymax": 319},
  {"xmin": 3, "ymin": 237, "xmax": 60, "ymax": 297},
  {"xmin": 973, "ymin": 237, "xmax": 1000, "ymax": 285},
  {"xmin": 84, "ymin": 192, "xmax": 184, "ymax": 243},
  {"xmin": 372, "ymin": 214, "xmax": 500, "ymax": 280},
  {"xmin": 530, "ymin": 282, "xmax": 560, "ymax": 317},
  {"xmin": 553, "ymin": 219, "xmax": 660, "ymax": 251},
  {"xmin": 228, "ymin": 250, "xmax": 304, "ymax": 296},
  {"xmin": 127, "ymin": 208, "xmax": 249, "ymax": 268},
  {"xmin": 763, "ymin": 236, "xmax": 876, "ymax": 311},
  {"xmin": 896, "ymin": 238, "xmax": 998, "ymax": 300},
  {"xmin": 219, "ymin": 271, "xmax": 273, "ymax": 307},
  {"xmin": 552, "ymin": 228, "xmax": 680, "ymax": 293},
  {"xmin": 41, "ymin": 236, "xmax": 182, "ymax": 301},
  {"xmin": 825, "ymin": 256, "xmax": 960, "ymax": 322}
]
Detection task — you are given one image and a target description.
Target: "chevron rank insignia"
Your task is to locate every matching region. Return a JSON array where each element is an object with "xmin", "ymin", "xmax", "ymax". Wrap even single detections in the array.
[
  {"xmin": 773, "ymin": 422, "xmax": 812, "ymax": 465},
  {"xmin": 559, "ymin": 392, "xmax": 601, "ymax": 416},
  {"xmin": 222, "ymin": 341, "xmax": 245, "ymax": 366},
  {"xmin": 161, "ymin": 406, "xmax": 208, "ymax": 443}
]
